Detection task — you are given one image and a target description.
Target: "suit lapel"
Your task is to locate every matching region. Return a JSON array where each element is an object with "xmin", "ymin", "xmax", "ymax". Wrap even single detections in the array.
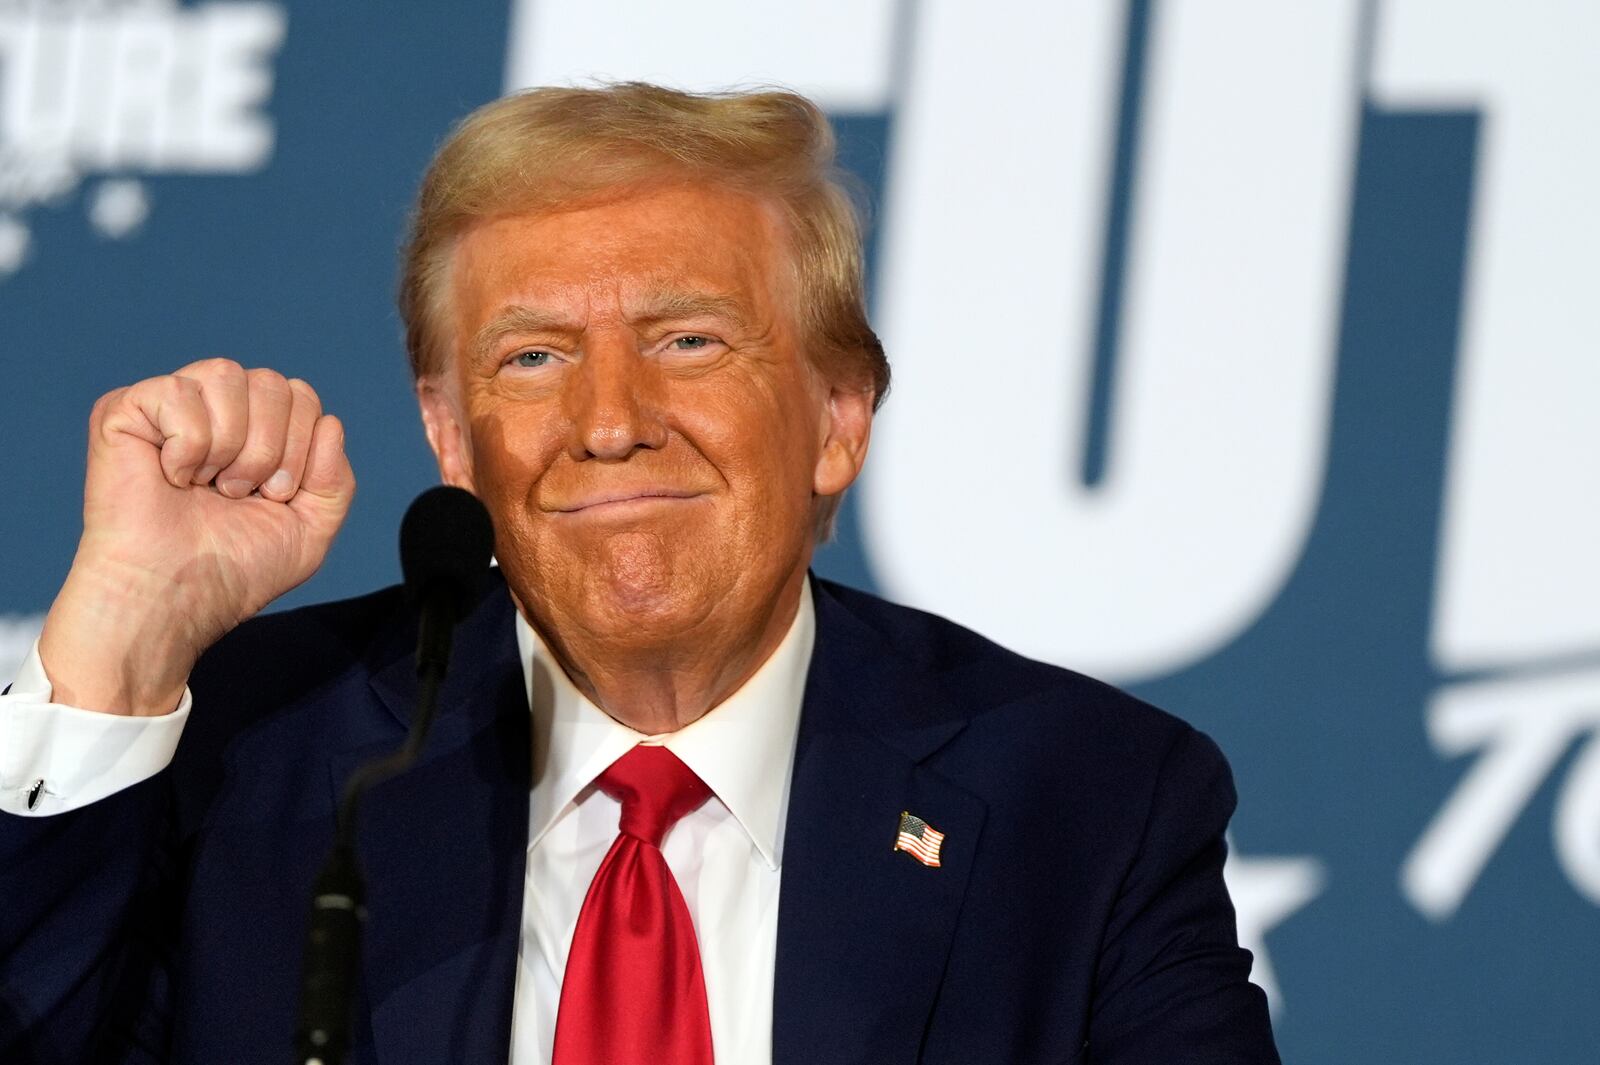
[
  {"xmin": 321, "ymin": 575, "xmax": 983, "ymax": 1063},
  {"xmin": 773, "ymin": 584, "xmax": 987, "ymax": 1065},
  {"xmin": 329, "ymin": 577, "xmax": 532, "ymax": 1063}
]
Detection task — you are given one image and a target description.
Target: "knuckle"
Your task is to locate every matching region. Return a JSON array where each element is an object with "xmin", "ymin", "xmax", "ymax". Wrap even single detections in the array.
[
  {"xmin": 88, "ymin": 390, "xmax": 124, "ymax": 436},
  {"xmin": 193, "ymin": 356, "xmax": 243, "ymax": 380},
  {"xmin": 287, "ymin": 377, "xmax": 322, "ymax": 408},
  {"xmin": 247, "ymin": 367, "xmax": 290, "ymax": 394},
  {"xmin": 147, "ymin": 374, "xmax": 202, "ymax": 412}
]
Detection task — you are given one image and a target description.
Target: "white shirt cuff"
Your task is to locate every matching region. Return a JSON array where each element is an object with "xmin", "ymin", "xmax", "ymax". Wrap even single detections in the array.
[{"xmin": 0, "ymin": 640, "xmax": 191, "ymax": 817}]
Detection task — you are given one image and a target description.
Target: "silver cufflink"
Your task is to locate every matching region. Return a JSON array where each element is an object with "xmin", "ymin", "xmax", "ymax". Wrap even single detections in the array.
[{"xmin": 25, "ymin": 779, "xmax": 44, "ymax": 811}]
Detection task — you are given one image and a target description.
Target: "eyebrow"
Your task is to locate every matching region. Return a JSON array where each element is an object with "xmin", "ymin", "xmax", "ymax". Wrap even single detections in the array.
[
  {"xmin": 471, "ymin": 289, "xmax": 758, "ymax": 366},
  {"xmin": 470, "ymin": 306, "xmax": 579, "ymax": 367},
  {"xmin": 631, "ymin": 288, "xmax": 756, "ymax": 333}
]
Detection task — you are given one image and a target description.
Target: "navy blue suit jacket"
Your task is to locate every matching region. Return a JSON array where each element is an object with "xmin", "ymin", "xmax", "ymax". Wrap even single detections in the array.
[{"xmin": 1, "ymin": 574, "xmax": 1278, "ymax": 1063}]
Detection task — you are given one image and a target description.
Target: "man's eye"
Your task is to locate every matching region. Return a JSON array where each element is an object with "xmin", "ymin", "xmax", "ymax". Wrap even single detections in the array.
[
  {"xmin": 511, "ymin": 350, "xmax": 552, "ymax": 368},
  {"xmin": 671, "ymin": 335, "xmax": 712, "ymax": 351}
]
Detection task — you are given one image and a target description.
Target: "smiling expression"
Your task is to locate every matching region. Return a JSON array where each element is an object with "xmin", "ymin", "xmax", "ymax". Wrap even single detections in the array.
[{"xmin": 417, "ymin": 181, "xmax": 870, "ymax": 658}]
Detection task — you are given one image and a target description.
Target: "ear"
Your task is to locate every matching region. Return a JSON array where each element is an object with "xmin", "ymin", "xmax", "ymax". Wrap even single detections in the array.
[
  {"xmin": 813, "ymin": 382, "xmax": 875, "ymax": 497},
  {"xmin": 416, "ymin": 376, "xmax": 476, "ymax": 491}
]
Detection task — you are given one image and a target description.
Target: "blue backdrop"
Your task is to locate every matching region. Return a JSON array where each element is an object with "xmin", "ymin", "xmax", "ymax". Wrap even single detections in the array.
[{"xmin": 4, "ymin": 2, "xmax": 1597, "ymax": 1062}]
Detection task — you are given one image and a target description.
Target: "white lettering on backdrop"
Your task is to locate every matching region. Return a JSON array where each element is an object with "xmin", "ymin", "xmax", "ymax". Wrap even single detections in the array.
[
  {"xmin": 0, "ymin": 0, "xmax": 286, "ymax": 275},
  {"xmin": 866, "ymin": 0, "xmax": 1363, "ymax": 683},
  {"xmin": 1373, "ymin": 0, "xmax": 1600, "ymax": 920}
]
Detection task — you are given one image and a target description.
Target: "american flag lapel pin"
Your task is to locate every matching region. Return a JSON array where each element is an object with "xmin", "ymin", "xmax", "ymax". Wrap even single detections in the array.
[{"xmin": 894, "ymin": 810, "xmax": 945, "ymax": 867}]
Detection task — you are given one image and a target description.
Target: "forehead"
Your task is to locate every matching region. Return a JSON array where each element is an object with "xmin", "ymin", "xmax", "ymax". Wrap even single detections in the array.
[{"xmin": 448, "ymin": 183, "xmax": 792, "ymax": 331}]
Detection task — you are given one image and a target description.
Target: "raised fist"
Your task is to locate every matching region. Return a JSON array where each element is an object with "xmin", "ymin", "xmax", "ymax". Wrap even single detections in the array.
[{"xmin": 38, "ymin": 359, "xmax": 356, "ymax": 716}]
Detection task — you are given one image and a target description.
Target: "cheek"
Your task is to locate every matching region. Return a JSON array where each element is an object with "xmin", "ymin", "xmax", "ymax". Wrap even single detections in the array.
[
  {"xmin": 466, "ymin": 408, "xmax": 568, "ymax": 597},
  {"xmin": 684, "ymin": 372, "xmax": 821, "ymax": 488},
  {"xmin": 465, "ymin": 404, "xmax": 556, "ymax": 521}
]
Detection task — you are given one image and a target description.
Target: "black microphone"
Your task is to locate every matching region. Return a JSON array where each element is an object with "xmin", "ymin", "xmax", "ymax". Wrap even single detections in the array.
[
  {"xmin": 295, "ymin": 486, "xmax": 495, "ymax": 1065},
  {"xmin": 400, "ymin": 484, "xmax": 498, "ymax": 679}
]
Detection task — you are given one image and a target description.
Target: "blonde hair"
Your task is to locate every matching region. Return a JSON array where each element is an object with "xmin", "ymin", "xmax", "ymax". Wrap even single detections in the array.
[{"xmin": 398, "ymin": 82, "xmax": 889, "ymax": 412}]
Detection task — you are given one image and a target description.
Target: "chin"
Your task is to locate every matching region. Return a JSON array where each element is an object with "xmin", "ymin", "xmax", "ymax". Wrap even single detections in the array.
[{"xmin": 559, "ymin": 528, "xmax": 721, "ymax": 633}]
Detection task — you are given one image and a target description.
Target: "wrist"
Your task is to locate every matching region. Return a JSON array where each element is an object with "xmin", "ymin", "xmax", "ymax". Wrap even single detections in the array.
[{"xmin": 39, "ymin": 560, "xmax": 203, "ymax": 716}]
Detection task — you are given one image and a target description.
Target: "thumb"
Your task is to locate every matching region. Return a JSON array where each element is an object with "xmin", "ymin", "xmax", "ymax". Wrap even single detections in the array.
[{"xmin": 290, "ymin": 414, "xmax": 356, "ymax": 533}]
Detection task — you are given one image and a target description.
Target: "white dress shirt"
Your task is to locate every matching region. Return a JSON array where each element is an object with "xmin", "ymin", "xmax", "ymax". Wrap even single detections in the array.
[
  {"xmin": 0, "ymin": 581, "xmax": 816, "ymax": 1065},
  {"xmin": 0, "ymin": 649, "xmax": 192, "ymax": 816}
]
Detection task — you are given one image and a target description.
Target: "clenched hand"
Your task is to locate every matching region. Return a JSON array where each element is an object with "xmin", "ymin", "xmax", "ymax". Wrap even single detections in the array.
[{"xmin": 38, "ymin": 359, "xmax": 356, "ymax": 716}]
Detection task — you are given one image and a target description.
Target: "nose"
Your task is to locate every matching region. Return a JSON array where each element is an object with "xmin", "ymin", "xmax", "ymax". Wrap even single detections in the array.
[{"xmin": 563, "ymin": 332, "xmax": 668, "ymax": 461}]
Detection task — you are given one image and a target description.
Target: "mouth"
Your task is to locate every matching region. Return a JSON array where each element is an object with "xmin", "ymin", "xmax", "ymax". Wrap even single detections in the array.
[{"xmin": 551, "ymin": 489, "xmax": 707, "ymax": 516}]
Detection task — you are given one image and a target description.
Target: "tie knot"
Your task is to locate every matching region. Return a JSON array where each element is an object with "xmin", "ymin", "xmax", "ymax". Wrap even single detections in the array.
[{"xmin": 595, "ymin": 746, "xmax": 712, "ymax": 847}]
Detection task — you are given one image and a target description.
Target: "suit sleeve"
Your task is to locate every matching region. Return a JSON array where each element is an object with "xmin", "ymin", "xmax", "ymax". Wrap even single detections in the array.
[
  {"xmin": 0, "ymin": 752, "xmax": 178, "ymax": 1062},
  {"xmin": 1087, "ymin": 725, "xmax": 1280, "ymax": 1065}
]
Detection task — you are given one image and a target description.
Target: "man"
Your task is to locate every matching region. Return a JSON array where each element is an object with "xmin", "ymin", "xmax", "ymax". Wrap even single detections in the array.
[{"xmin": 0, "ymin": 84, "xmax": 1279, "ymax": 1063}]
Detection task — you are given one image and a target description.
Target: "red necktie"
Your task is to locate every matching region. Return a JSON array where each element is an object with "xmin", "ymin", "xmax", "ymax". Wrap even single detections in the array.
[{"xmin": 552, "ymin": 745, "xmax": 716, "ymax": 1065}]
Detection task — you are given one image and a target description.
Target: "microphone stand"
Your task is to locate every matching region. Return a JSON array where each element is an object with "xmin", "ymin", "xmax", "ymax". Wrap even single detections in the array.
[{"xmin": 294, "ymin": 602, "xmax": 454, "ymax": 1065}]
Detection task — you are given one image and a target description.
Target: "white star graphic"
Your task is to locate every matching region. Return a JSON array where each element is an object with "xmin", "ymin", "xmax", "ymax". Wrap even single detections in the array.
[{"xmin": 1223, "ymin": 840, "xmax": 1323, "ymax": 1015}]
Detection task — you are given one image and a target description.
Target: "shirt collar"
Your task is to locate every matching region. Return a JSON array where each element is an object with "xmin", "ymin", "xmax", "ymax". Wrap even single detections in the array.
[{"xmin": 516, "ymin": 578, "xmax": 815, "ymax": 871}]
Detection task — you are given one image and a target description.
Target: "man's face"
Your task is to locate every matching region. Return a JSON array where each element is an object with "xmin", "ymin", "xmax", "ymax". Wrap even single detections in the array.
[{"xmin": 419, "ymin": 182, "xmax": 870, "ymax": 657}]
